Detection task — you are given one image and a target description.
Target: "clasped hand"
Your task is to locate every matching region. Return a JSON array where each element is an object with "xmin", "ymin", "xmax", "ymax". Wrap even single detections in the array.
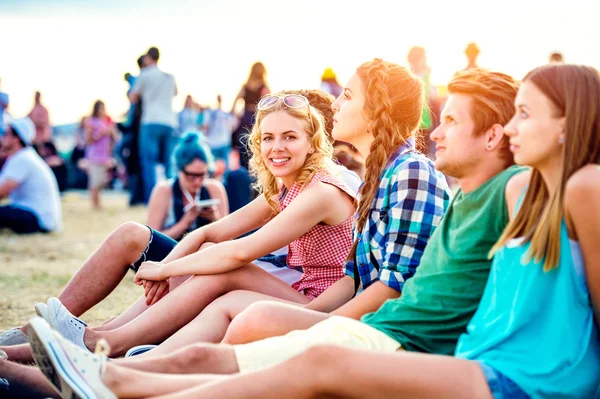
[{"xmin": 134, "ymin": 261, "xmax": 169, "ymax": 306}]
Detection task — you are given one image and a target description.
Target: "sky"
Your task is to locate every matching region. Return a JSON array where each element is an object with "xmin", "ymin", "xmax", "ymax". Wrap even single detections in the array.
[{"xmin": 1, "ymin": 0, "xmax": 599, "ymax": 125}]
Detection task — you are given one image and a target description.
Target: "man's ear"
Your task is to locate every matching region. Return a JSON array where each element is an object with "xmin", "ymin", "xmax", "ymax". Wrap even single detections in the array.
[{"xmin": 485, "ymin": 124, "xmax": 505, "ymax": 150}]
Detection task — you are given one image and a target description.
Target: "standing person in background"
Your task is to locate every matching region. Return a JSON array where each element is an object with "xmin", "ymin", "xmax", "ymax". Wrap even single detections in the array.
[
  {"xmin": 464, "ymin": 42, "xmax": 481, "ymax": 70},
  {"xmin": 407, "ymin": 46, "xmax": 438, "ymax": 158},
  {"xmin": 129, "ymin": 47, "xmax": 178, "ymax": 203},
  {"xmin": 178, "ymin": 95, "xmax": 200, "ymax": 135},
  {"xmin": 0, "ymin": 117, "xmax": 62, "ymax": 234},
  {"xmin": 205, "ymin": 94, "xmax": 236, "ymax": 172},
  {"xmin": 231, "ymin": 62, "xmax": 270, "ymax": 170},
  {"xmin": 28, "ymin": 91, "xmax": 52, "ymax": 145},
  {"xmin": 122, "ymin": 55, "xmax": 146, "ymax": 206},
  {"xmin": 0, "ymin": 78, "xmax": 9, "ymax": 136},
  {"xmin": 319, "ymin": 68, "xmax": 343, "ymax": 98},
  {"xmin": 83, "ymin": 100, "xmax": 118, "ymax": 209}
]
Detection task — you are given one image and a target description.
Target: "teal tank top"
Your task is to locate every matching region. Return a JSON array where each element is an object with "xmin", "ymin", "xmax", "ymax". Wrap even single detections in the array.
[{"xmin": 455, "ymin": 222, "xmax": 600, "ymax": 398}]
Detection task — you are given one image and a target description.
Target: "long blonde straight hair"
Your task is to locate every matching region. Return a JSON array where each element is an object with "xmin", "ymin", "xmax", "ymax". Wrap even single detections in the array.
[{"xmin": 490, "ymin": 64, "xmax": 600, "ymax": 271}]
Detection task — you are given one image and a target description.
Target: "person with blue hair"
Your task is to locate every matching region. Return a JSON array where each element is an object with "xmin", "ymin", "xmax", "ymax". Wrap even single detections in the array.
[{"xmin": 146, "ymin": 131, "xmax": 228, "ymax": 241}]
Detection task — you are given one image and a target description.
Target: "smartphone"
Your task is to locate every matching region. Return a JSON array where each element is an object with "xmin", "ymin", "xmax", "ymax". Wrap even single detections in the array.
[{"xmin": 195, "ymin": 198, "xmax": 221, "ymax": 210}]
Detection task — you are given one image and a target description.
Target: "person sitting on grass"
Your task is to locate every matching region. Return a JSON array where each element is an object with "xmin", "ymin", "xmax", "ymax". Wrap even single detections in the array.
[
  {"xmin": 146, "ymin": 132, "xmax": 228, "ymax": 241},
  {"xmin": 32, "ymin": 63, "xmax": 600, "ymax": 399},
  {"xmin": 15, "ymin": 65, "xmax": 529, "ymax": 399},
  {"xmin": 0, "ymin": 117, "xmax": 61, "ymax": 234}
]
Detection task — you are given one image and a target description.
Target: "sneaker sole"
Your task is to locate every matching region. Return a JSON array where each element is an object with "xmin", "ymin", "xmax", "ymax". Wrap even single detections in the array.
[{"xmin": 27, "ymin": 318, "xmax": 96, "ymax": 399}]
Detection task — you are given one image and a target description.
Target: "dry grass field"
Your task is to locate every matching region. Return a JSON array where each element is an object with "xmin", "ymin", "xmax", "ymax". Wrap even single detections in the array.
[{"xmin": 0, "ymin": 191, "xmax": 147, "ymax": 331}]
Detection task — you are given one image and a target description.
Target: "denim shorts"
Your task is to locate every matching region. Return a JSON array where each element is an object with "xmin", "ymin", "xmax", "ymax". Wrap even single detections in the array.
[
  {"xmin": 479, "ymin": 362, "xmax": 529, "ymax": 399},
  {"xmin": 129, "ymin": 226, "xmax": 178, "ymax": 272}
]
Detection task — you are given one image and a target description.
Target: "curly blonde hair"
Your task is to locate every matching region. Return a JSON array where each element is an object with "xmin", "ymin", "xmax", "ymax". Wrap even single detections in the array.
[
  {"xmin": 348, "ymin": 59, "xmax": 424, "ymax": 262},
  {"xmin": 248, "ymin": 93, "xmax": 335, "ymax": 214}
]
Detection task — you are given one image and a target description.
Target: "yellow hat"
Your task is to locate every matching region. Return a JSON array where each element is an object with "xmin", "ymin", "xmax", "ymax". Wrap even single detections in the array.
[{"xmin": 322, "ymin": 68, "xmax": 336, "ymax": 80}]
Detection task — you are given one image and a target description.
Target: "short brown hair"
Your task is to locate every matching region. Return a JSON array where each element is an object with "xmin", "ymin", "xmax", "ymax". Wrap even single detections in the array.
[{"xmin": 448, "ymin": 69, "xmax": 519, "ymax": 168}]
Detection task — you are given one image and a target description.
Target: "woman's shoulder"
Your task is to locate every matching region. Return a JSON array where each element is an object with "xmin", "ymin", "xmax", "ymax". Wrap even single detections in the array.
[
  {"xmin": 152, "ymin": 181, "xmax": 173, "ymax": 196},
  {"xmin": 203, "ymin": 178, "xmax": 227, "ymax": 196},
  {"xmin": 565, "ymin": 164, "xmax": 600, "ymax": 210}
]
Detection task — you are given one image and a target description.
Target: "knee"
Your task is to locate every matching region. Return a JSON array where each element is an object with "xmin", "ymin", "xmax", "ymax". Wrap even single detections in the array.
[
  {"xmin": 171, "ymin": 343, "xmax": 212, "ymax": 369},
  {"xmin": 114, "ymin": 222, "xmax": 149, "ymax": 251},
  {"xmin": 223, "ymin": 302, "xmax": 274, "ymax": 344},
  {"xmin": 292, "ymin": 345, "xmax": 341, "ymax": 388}
]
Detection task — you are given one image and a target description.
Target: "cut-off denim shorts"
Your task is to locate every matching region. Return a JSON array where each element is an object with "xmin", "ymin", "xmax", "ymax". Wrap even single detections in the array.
[
  {"xmin": 129, "ymin": 226, "xmax": 178, "ymax": 272},
  {"xmin": 478, "ymin": 362, "xmax": 529, "ymax": 399}
]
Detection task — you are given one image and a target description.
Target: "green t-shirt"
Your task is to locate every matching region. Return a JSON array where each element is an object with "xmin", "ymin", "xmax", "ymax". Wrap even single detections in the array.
[{"xmin": 361, "ymin": 166, "xmax": 525, "ymax": 355}]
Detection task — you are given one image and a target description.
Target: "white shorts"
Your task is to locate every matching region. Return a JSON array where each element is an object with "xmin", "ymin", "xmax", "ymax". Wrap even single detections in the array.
[
  {"xmin": 87, "ymin": 163, "xmax": 108, "ymax": 189},
  {"xmin": 233, "ymin": 316, "xmax": 401, "ymax": 373}
]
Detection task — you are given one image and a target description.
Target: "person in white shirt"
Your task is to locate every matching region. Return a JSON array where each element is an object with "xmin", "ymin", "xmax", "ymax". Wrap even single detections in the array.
[
  {"xmin": 129, "ymin": 46, "xmax": 178, "ymax": 203},
  {"xmin": 0, "ymin": 117, "xmax": 62, "ymax": 233},
  {"xmin": 204, "ymin": 95, "xmax": 236, "ymax": 171}
]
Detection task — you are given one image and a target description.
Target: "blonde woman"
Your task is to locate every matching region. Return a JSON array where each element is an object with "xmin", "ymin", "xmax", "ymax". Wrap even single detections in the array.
[{"xmin": 33, "ymin": 92, "xmax": 356, "ymax": 359}]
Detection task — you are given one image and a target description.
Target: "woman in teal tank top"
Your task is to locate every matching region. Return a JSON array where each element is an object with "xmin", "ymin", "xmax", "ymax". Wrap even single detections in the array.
[{"xmin": 451, "ymin": 64, "xmax": 600, "ymax": 398}]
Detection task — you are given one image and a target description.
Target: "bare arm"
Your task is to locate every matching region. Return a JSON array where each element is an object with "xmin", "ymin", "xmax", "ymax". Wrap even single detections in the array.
[
  {"xmin": 83, "ymin": 119, "xmax": 95, "ymax": 144},
  {"xmin": 140, "ymin": 181, "xmax": 354, "ymax": 279},
  {"xmin": 203, "ymin": 179, "xmax": 229, "ymax": 217},
  {"xmin": 146, "ymin": 184, "xmax": 196, "ymax": 240},
  {"xmin": 160, "ymin": 194, "xmax": 274, "ymax": 264},
  {"xmin": 0, "ymin": 178, "xmax": 19, "ymax": 199},
  {"xmin": 230, "ymin": 87, "xmax": 244, "ymax": 113},
  {"xmin": 565, "ymin": 165, "xmax": 600, "ymax": 324},
  {"xmin": 331, "ymin": 281, "xmax": 401, "ymax": 319},
  {"xmin": 303, "ymin": 276, "xmax": 355, "ymax": 313}
]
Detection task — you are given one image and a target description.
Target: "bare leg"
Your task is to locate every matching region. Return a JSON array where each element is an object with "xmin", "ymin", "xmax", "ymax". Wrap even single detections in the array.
[
  {"xmin": 83, "ymin": 265, "xmax": 310, "ymax": 357},
  {"xmin": 102, "ymin": 362, "xmax": 228, "ymax": 399},
  {"xmin": 94, "ymin": 276, "xmax": 191, "ymax": 332},
  {"xmin": 57, "ymin": 221, "xmax": 151, "ymax": 317},
  {"xmin": 113, "ymin": 343, "xmax": 239, "ymax": 374},
  {"xmin": 90, "ymin": 187, "xmax": 101, "ymax": 209},
  {"xmin": 93, "ymin": 295, "xmax": 150, "ymax": 331},
  {"xmin": 130, "ymin": 290, "xmax": 305, "ymax": 359},
  {"xmin": 0, "ymin": 359, "xmax": 60, "ymax": 398},
  {"xmin": 151, "ymin": 345, "xmax": 494, "ymax": 399},
  {"xmin": 223, "ymin": 301, "xmax": 331, "ymax": 344}
]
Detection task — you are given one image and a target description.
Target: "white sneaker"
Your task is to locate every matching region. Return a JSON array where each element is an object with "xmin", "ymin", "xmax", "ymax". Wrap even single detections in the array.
[
  {"xmin": 0, "ymin": 328, "xmax": 29, "ymax": 346},
  {"xmin": 27, "ymin": 317, "xmax": 116, "ymax": 399},
  {"xmin": 35, "ymin": 302, "xmax": 49, "ymax": 319},
  {"xmin": 45, "ymin": 297, "xmax": 89, "ymax": 351}
]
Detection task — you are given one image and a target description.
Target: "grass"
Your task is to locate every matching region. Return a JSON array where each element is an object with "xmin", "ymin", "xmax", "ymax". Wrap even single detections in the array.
[{"xmin": 0, "ymin": 191, "xmax": 147, "ymax": 331}]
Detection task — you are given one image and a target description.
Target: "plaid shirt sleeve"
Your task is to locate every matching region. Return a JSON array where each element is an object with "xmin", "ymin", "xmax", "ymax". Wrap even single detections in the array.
[{"xmin": 377, "ymin": 158, "xmax": 451, "ymax": 291}]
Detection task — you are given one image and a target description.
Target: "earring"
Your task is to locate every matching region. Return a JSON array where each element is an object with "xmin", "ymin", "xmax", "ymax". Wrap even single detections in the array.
[
  {"xmin": 558, "ymin": 137, "xmax": 564, "ymax": 144},
  {"xmin": 487, "ymin": 144, "xmax": 492, "ymax": 150}
]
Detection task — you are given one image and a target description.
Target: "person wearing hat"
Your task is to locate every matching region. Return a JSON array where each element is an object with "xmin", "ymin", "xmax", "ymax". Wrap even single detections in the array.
[
  {"xmin": 0, "ymin": 117, "xmax": 62, "ymax": 233},
  {"xmin": 320, "ymin": 67, "xmax": 343, "ymax": 98}
]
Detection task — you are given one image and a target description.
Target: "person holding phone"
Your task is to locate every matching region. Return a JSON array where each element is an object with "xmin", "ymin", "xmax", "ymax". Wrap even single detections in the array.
[{"xmin": 146, "ymin": 132, "xmax": 228, "ymax": 241}]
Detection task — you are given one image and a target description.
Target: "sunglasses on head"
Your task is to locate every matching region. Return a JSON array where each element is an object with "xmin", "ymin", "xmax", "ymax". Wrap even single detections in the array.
[
  {"xmin": 257, "ymin": 94, "xmax": 315, "ymax": 135},
  {"xmin": 257, "ymin": 94, "xmax": 309, "ymax": 111},
  {"xmin": 182, "ymin": 169, "xmax": 208, "ymax": 180}
]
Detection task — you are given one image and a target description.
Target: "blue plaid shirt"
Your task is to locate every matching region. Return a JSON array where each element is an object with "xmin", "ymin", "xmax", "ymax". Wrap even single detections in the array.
[{"xmin": 345, "ymin": 139, "xmax": 451, "ymax": 292}]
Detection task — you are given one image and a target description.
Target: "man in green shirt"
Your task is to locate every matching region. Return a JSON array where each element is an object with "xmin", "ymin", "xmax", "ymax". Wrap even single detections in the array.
[{"xmin": 22, "ymin": 68, "xmax": 526, "ymax": 398}]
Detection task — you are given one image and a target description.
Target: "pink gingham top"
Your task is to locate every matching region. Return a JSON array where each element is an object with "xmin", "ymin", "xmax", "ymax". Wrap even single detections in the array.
[{"xmin": 280, "ymin": 171, "xmax": 355, "ymax": 299}]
